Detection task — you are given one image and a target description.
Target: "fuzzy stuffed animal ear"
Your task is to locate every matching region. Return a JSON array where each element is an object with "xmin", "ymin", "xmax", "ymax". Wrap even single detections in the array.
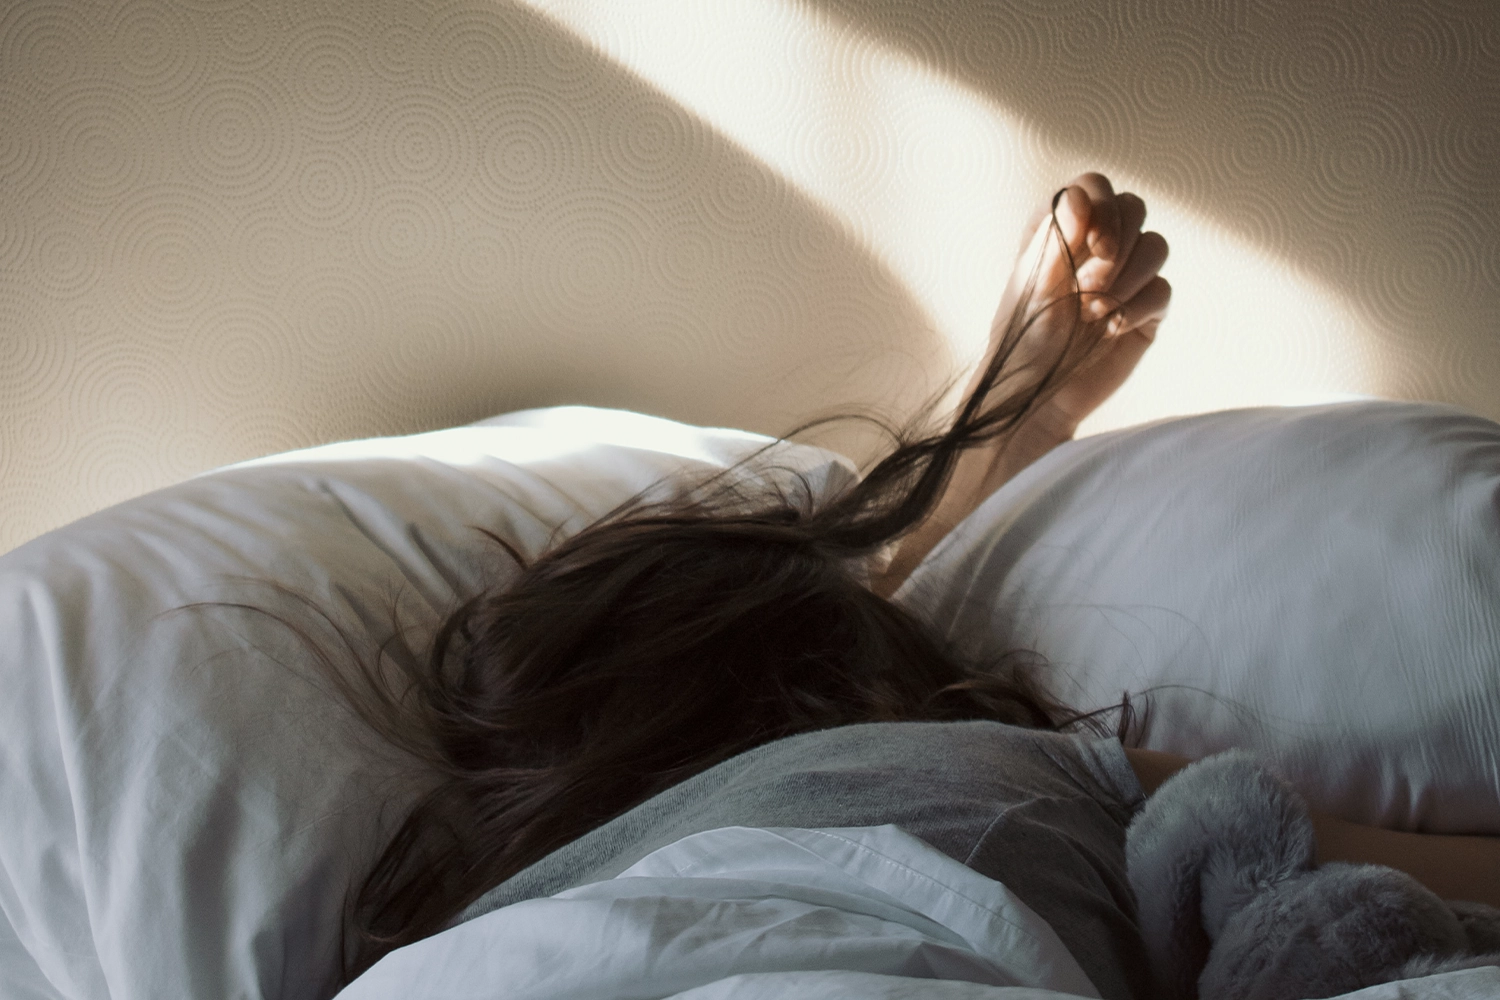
[
  {"xmin": 1127, "ymin": 751, "xmax": 1500, "ymax": 1000},
  {"xmin": 1125, "ymin": 750, "xmax": 1317, "ymax": 1000}
]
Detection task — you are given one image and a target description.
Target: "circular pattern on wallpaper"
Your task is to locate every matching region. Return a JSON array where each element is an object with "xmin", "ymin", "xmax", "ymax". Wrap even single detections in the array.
[
  {"xmin": 107, "ymin": 0, "xmax": 208, "ymax": 96},
  {"xmin": 180, "ymin": 76, "xmax": 301, "ymax": 193},
  {"xmin": 279, "ymin": 148, "xmax": 371, "ymax": 231},
  {"xmin": 32, "ymin": 223, "xmax": 99, "ymax": 302},
  {"xmin": 368, "ymin": 20, "xmax": 426, "ymax": 87},
  {"xmin": 1372, "ymin": 5, "xmax": 1463, "ymax": 82},
  {"xmin": 280, "ymin": 17, "xmax": 380, "ymax": 140},
  {"xmin": 770, "ymin": 211, "xmax": 857, "ymax": 285},
  {"xmin": 277, "ymin": 265, "xmax": 389, "ymax": 366},
  {"xmin": 184, "ymin": 301, "xmax": 300, "ymax": 404},
  {"xmin": 154, "ymin": 424, "xmax": 219, "ymax": 480},
  {"xmin": 1, "ymin": 412, "xmax": 69, "ymax": 496},
  {"xmin": 1430, "ymin": 336, "xmax": 1495, "ymax": 404},
  {"xmin": 646, "ymin": 212, "xmax": 723, "ymax": 294},
  {"xmin": 370, "ymin": 91, "xmax": 474, "ymax": 189},
  {"xmin": 71, "ymin": 422, "xmax": 166, "ymax": 507},
  {"xmin": 1366, "ymin": 234, "xmax": 1476, "ymax": 325},
  {"xmin": 595, "ymin": 95, "xmax": 707, "ymax": 198},
  {"xmin": 716, "ymin": 269, "xmax": 808, "ymax": 365},
  {"xmin": 1050, "ymin": 5, "xmax": 1127, "ymax": 61},
  {"xmin": 887, "ymin": 90, "xmax": 1003, "ymax": 198},
  {"xmin": 65, "ymin": 339, "xmax": 183, "ymax": 432},
  {"xmin": 429, "ymin": 5, "xmax": 535, "ymax": 96},
  {"xmin": 1218, "ymin": 184, "xmax": 1298, "ymax": 257},
  {"xmin": 0, "ymin": 91, "xmax": 59, "ymax": 207},
  {"xmin": 454, "ymin": 228, "xmax": 524, "ymax": 299},
  {"xmin": 785, "ymin": 102, "xmax": 898, "ymax": 203},
  {"xmin": 0, "ymin": 303, "xmax": 77, "ymax": 408},
  {"xmin": 520, "ymin": 192, "xmax": 653, "ymax": 332},
  {"xmin": 1130, "ymin": 25, "xmax": 1214, "ymax": 124},
  {"xmin": 529, "ymin": 21, "xmax": 614, "ymax": 112},
  {"xmin": 0, "ymin": 0, "xmax": 91, "ymax": 89},
  {"xmin": 471, "ymin": 84, "xmax": 591, "ymax": 210},
  {"xmin": 864, "ymin": 3, "xmax": 965, "ymax": 70},
  {"xmin": 354, "ymin": 296, "xmax": 486, "ymax": 428},
  {"xmin": 230, "ymin": 210, "xmax": 306, "ymax": 293},
  {"xmin": 49, "ymin": 81, "xmax": 159, "ymax": 209},
  {"xmin": 354, "ymin": 182, "xmax": 454, "ymax": 277},
  {"xmin": 1043, "ymin": 79, "xmax": 1140, "ymax": 167},
  {"xmin": 693, "ymin": 154, "xmax": 791, "ymax": 236},
  {"xmin": 948, "ymin": 8, "xmax": 1048, "ymax": 84},
  {"xmin": 207, "ymin": 0, "xmax": 276, "ymax": 70},
  {"xmin": 1275, "ymin": 10, "xmax": 1371, "ymax": 98},
  {"xmin": 214, "ymin": 406, "xmax": 315, "ymax": 464},
  {"xmin": 1432, "ymin": 116, "xmax": 1495, "ymax": 190},
  {"xmin": 100, "ymin": 184, "xmax": 235, "ymax": 330},
  {"xmin": 1223, "ymin": 93, "xmax": 1316, "ymax": 186},
  {"xmin": 1310, "ymin": 109, "xmax": 1423, "ymax": 216}
]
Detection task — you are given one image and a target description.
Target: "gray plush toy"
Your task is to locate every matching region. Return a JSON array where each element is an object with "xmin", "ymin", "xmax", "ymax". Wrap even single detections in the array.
[{"xmin": 1125, "ymin": 751, "xmax": 1500, "ymax": 1000}]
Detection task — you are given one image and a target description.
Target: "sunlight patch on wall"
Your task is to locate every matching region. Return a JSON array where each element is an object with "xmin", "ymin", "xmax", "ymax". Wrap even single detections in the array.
[{"xmin": 525, "ymin": 0, "xmax": 1378, "ymax": 436}]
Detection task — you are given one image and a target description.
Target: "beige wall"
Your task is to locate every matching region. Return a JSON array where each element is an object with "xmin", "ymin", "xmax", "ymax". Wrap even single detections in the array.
[{"xmin": 3, "ymin": 0, "xmax": 1496, "ymax": 553}]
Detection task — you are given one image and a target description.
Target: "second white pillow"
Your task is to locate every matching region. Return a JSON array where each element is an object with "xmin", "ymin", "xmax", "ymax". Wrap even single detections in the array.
[{"xmin": 895, "ymin": 401, "xmax": 1500, "ymax": 834}]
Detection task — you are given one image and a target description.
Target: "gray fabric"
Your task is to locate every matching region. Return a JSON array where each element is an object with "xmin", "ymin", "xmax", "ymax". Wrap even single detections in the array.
[{"xmin": 454, "ymin": 720, "xmax": 1149, "ymax": 1000}]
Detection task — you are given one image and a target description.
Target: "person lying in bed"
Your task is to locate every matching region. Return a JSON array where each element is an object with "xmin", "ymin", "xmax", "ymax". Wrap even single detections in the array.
[{"xmin": 324, "ymin": 173, "xmax": 1500, "ymax": 994}]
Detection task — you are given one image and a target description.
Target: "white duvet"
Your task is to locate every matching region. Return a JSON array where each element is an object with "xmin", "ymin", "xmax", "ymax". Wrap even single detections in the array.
[{"xmin": 335, "ymin": 824, "xmax": 1500, "ymax": 1000}]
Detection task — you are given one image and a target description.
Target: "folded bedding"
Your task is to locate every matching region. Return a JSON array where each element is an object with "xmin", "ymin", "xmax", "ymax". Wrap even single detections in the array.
[
  {"xmin": 336, "ymin": 823, "xmax": 1100, "ymax": 999},
  {"xmin": 336, "ymin": 823, "xmax": 1500, "ymax": 1000},
  {"xmin": 451, "ymin": 719, "xmax": 1150, "ymax": 1000}
]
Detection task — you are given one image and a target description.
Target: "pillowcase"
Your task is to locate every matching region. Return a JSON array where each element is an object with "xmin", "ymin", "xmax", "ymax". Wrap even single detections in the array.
[
  {"xmin": 895, "ymin": 400, "xmax": 1500, "ymax": 835},
  {"xmin": 0, "ymin": 406, "xmax": 856, "ymax": 1000}
]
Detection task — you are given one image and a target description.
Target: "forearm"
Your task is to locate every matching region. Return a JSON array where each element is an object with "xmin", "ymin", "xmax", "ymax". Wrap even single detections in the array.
[
  {"xmin": 871, "ymin": 410, "xmax": 1073, "ymax": 598},
  {"xmin": 1310, "ymin": 812, "xmax": 1500, "ymax": 909},
  {"xmin": 1123, "ymin": 748, "xmax": 1500, "ymax": 909}
]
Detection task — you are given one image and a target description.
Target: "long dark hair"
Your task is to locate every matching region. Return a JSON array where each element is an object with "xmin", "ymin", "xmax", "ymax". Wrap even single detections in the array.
[{"xmin": 315, "ymin": 190, "xmax": 1117, "ymax": 980}]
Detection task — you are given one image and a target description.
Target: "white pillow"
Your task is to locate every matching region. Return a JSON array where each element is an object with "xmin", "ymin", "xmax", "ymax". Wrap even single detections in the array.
[
  {"xmin": 895, "ymin": 401, "xmax": 1500, "ymax": 835},
  {"xmin": 0, "ymin": 407, "xmax": 856, "ymax": 1000}
]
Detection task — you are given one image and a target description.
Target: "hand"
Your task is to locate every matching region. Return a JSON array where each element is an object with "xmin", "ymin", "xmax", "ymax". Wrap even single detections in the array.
[{"xmin": 987, "ymin": 172, "xmax": 1172, "ymax": 439}]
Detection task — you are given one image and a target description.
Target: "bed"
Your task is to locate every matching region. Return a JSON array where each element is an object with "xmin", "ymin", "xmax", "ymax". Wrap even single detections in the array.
[{"xmin": 2, "ymin": 401, "xmax": 1497, "ymax": 1000}]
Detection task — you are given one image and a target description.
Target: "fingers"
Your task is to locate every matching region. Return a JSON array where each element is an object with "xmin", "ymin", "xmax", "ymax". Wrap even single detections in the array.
[
  {"xmin": 1057, "ymin": 184, "xmax": 1092, "ymax": 260},
  {"xmin": 1109, "ymin": 230, "xmax": 1170, "ymax": 308},
  {"xmin": 1108, "ymin": 276, "xmax": 1172, "ymax": 338},
  {"xmin": 1075, "ymin": 190, "xmax": 1148, "ymax": 315},
  {"xmin": 1010, "ymin": 174, "xmax": 1169, "ymax": 339},
  {"xmin": 1068, "ymin": 172, "xmax": 1120, "ymax": 261},
  {"xmin": 1112, "ymin": 193, "xmax": 1147, "ymax": 278}
]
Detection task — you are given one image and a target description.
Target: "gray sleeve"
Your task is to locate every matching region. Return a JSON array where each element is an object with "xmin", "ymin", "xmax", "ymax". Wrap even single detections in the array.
[{"xmin": 1051, "ymin": 731, "xmax": 1149, "ymax": 818}]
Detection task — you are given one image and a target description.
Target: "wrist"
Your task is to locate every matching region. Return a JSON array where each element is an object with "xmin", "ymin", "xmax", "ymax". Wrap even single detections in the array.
[{"xmin": 1014, "ymin": 401, "xmax": 1079, "ymax": 451}]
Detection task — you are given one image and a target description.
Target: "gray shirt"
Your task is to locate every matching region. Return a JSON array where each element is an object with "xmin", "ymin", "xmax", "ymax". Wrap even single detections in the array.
[{"xmin": 456, "ymin": 720, "xmax": 1149, "ymax": 1000}]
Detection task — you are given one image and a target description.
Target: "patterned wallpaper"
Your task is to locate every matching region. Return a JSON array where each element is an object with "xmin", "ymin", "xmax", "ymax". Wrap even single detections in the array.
[{"xmin": 2, "ymin": 0, "xmax": 1497, "ymax": 553}]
